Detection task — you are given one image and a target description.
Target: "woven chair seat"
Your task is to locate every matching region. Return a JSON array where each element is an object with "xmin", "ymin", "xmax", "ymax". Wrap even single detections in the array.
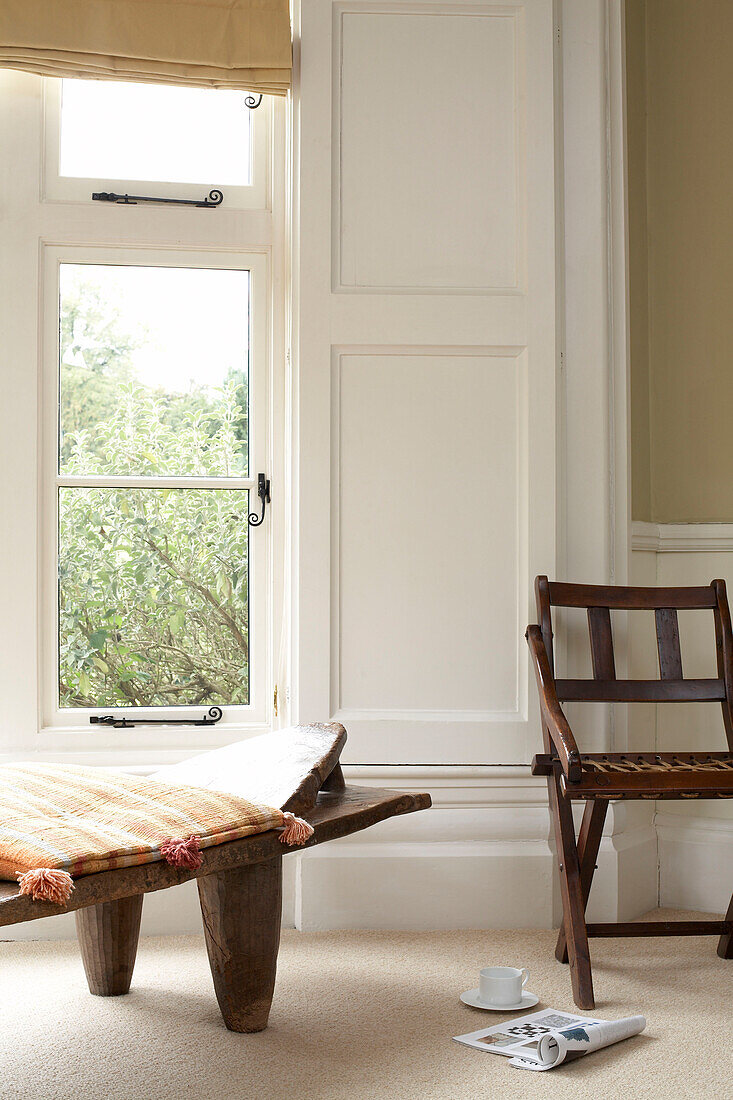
[
  {"xmin": 580, "ymin": 752, "xmax": 733, "ymax": 798},
  {"xmin": 532, "ymin": 751, "xmax": 733, "ymax": 798},
  {"xmin": 583, "ymin": 752, "xmax": 733, "ymax": 774}
]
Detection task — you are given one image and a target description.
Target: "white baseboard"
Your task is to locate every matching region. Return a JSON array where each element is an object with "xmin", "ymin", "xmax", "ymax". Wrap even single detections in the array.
[
  {"xmin": 294, "ymin": 767, "xmax": 659, "ymax": 931},
  {"xmin": 295, "ymin": 841, "xmax": 553, "ymax": 931},
  {"xmin": 656, "ymin": 811, "xmax": 733, "ymax": 914},
  {"xmin": 294, "ymin": 766, "xmax": 553, "ymax": 930}
]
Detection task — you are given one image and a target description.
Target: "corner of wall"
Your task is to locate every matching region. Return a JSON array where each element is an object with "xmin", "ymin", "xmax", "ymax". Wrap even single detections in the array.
[
  {"xmin": 625, "ymin": 0, "xmax": 653, "ymax": 525},
  {"xmin": 631, "ymin": 522, "xmax": 733, "ymax": 916}
]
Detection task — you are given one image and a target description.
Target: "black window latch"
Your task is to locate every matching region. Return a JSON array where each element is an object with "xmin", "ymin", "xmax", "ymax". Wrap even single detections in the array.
[
  {"xmin": 248, "ymin": 473, "xmax": 271, "ymax": 527},
  {"xmin": 90, "ymin": 706, "xmax": 223, "ymax": 729}
]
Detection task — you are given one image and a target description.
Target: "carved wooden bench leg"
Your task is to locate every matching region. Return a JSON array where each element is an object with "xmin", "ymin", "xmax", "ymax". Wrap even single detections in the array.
[
  {"xmin": 197, "ymin": 855, "xmax": 283, "ymax": 1033},
  {"xmin": 75, "ymin": 894, "xmax": 144, "ymax": 996}
]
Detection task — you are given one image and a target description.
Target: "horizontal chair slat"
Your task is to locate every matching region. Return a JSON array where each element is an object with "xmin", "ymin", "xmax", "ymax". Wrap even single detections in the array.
[
  {"xmin": 548, "ymin": 582, "xmax": 717, "ymax": 610},
  {"xmin": 555, "ymin": 678, "xmax": 725, "ymax": 702},
  {"xmin": 587, "ymin": 921, "xmax": 729, "ymax": 938}
]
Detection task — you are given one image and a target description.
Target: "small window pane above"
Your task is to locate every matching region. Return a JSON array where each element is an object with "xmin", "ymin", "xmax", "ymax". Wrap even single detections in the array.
[
  {"xmin": 59, "ymin": 263, "xmax": 250, "ymax": 478},
  {"xmin": 59, "ymin": 79, "xmax": 252, "ymax": 186}
]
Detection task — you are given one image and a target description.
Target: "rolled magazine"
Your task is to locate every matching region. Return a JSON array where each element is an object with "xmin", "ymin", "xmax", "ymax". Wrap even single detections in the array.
[
  {"xmin": 454, "ymin": 1009, "xmax": 646, "ymax": 1071},
  {"xmin": 510, "ymin": 1014, "xmax": 646, "ymax": 1071}
]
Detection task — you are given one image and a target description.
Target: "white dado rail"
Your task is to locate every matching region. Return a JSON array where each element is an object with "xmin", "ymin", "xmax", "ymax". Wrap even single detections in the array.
[
  {"xmin": 632, "ymin": 522, "xmax": 733, "ymax": 554},
  {"xmin": 632, "ymin": 521, "xmax": 733, "ymax": 914}
]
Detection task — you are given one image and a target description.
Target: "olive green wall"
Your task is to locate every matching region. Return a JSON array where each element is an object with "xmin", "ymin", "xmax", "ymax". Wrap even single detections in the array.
[
  {"xmin": 627, "ymin": 0, "xmax": 733, "ymax": 522},
  {"xmin": 626, "ymin": 0, "xmax": 651, "ymax": 520}
]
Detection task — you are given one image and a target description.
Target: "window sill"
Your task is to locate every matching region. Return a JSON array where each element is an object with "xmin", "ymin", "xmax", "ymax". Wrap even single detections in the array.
[{"xmin": 0, "ymin": 723, "xmax": 274, "ymax": 769}]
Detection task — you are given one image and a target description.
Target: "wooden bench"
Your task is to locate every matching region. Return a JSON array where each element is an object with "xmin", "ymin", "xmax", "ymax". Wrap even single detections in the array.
[{"xmin": 0, "ymin": 725, "xmax": 431, "ymax": 1032}]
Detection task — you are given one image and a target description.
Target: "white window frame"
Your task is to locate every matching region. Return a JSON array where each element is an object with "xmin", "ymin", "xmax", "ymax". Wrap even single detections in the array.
[
  {"xmin": 42, "ymin": 78, "xmax": 271, "ymax": 210},
  {"xmin": 41, "ymin": 245, "xmax": 273, "ymax": 743},
  {"xmin": 0, "ymin": 68, "xmax": 291, "ymax": 763}
]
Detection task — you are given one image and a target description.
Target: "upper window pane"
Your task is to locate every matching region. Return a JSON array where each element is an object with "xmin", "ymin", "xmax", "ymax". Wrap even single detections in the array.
[
  {"xmin": 59, "ymin": 264, "xmax": 250, "ymax": 478},
  {"xmin": 59, "ymin": 80, "xmax": 252, "ymax": 186}
]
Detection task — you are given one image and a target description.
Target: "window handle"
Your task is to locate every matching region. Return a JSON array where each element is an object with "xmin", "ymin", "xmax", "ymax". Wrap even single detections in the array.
[
  {"xmin": 91, "ymin": 189, "xmax": 223, "ymax": 208},
  {"xmin": 90, "ymin": 707, "xmax": 222, "ymax": 729},
  {"xmin": 248, "ymin": 473, "xmax": 271, "ymax": 527}
]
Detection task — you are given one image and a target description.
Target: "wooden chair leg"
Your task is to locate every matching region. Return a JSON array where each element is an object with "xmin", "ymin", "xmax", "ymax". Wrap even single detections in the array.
[
  {"xmin": 717, "ymin": 890, "xmax": 733, "ymax": 958},
  {"xmin": 198, "ymin": 855, "xmax": 283, "ymax": 1033},
  {"xmin": 556, "ymin": 799, "xmax": 607, "ymax": 963},
  {"xmin": 548, "ymin": 774, "xmax": 595, "ymax": 1010},
  {"xmin": 75, "ymin": 894, "xmax": 144, "ymax": 996}
]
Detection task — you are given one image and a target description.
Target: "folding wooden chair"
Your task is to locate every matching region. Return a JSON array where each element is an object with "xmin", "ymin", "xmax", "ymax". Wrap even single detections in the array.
[{"xmin": 527, "ymin": 576, "xmax": 733, "ymax": 1009}]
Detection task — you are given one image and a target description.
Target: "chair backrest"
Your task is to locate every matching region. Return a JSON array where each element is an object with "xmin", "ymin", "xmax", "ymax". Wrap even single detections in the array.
[{"xmin": 534, "ymin": 576, "xmax": 733, "ymax": 751}]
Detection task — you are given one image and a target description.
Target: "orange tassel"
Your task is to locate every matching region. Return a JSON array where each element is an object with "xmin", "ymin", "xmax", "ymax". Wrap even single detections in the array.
[
  {"xmin": 160, "ymin": 835, "xmax": 202, "ymax": 869},
  {"xmin": 279, "ymin": 812, "xmax": 314, "ymax": 846},
  {"xmin": 17, "ymin": 868, "xmax": 74, "ymax": 905}
]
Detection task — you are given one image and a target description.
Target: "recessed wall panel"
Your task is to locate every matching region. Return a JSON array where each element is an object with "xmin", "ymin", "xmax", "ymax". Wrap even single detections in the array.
[
  {"xmin": 337, "ymin": 8, "xmax": 520, "ymax": 291},
  {"xmin": 335, "ymin": 350, "xmax": 521, "ymax": 713}
]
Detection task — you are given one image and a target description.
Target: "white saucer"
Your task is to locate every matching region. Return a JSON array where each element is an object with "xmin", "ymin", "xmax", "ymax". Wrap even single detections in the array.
[{"xmin": 459, "ymin": 988, "xmax": 539, "ymax": 1012}]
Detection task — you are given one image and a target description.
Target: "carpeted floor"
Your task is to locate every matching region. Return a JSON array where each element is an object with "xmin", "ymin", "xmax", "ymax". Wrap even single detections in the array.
[{"xmin": 1, "ymin": 910, "xmax": 730, "ymax": 1100}]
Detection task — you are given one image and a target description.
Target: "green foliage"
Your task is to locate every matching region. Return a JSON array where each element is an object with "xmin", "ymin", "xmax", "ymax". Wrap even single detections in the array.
[
  {"xmin": 59, "ymin": 284, "xmax": 139, "ymax": 467},
  {"xmin": 58, "ymin": 282, "xmax": 250, "ymax": 709},
  {"xmin": 60, "ymin": 282, "xmax": 141, "ymax": 374}
]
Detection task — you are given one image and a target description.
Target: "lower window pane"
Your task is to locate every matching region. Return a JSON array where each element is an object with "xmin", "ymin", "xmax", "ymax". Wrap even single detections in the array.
[{"xmin": 58, "ymin": 488, "xmax": 249, "ymax": 709}]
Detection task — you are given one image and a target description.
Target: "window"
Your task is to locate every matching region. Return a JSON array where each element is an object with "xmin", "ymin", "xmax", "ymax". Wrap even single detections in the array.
[
  {"xmin": 44, "ymin": 78, "xmax": 270, "ymax": 208},
  {"xmin": 44, "ymin": 246, "xmax": 274, "ymax": 732},
  {"xmin": 54, "ymin": 259, "xmax": 258, "ymax": 709},
  {"xmin": 58, "ymin": 81, "xmax": 253, "ymax": 186},
  {"xmin": 26, "ymin": 75, "xmax": 285, "ymax": 743}
]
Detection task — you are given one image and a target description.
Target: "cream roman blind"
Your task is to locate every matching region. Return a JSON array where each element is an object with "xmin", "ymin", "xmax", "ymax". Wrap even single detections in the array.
[{"xmin": 0, "ymin": 0, "xmax": 291, "ymax": 94}]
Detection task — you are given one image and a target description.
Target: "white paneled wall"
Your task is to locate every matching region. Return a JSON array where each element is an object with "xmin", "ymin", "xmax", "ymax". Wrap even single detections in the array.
[
  {"xmin": 632, "ymin": 524, "xmax": 733, "ymax": 914},
  {"xmin": 337, "ymin": 9, "xmax": 520, "ymax": 291},
  {"xmin": 334, "ymin": 349, "xmax": 522, "ymax": 723},
  {"xmin": 292, "ymin": 0, "xmax": 558, "ymax": 926},
  {"xmin": 296, "ymin": 0, "xmax": 557, "ymax": 767},
  {"xmin": 283, "ymin": 0, "xmax": 651, "ymax": 933}
]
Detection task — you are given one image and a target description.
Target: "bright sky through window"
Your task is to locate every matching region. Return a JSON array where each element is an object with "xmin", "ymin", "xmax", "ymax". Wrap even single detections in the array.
[
  {"xmin": 60, "ymin": 264, "xmax": 250, "ymax": 391},
  {"xmin": 59, "ymin": 263, "xmax": 251, "ymax": 479},
  {"xmin": 59, "ymin": 80, "xmax": 252, "ymax": 185}
]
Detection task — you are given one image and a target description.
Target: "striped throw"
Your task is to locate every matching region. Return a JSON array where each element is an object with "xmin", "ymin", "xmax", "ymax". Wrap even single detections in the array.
[{"xmin": 0, "ymin": 763, "xmax": 313, "ymax": 903}]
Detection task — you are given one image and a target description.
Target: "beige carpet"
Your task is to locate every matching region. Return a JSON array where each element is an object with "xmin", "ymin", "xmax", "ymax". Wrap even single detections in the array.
[{"xmin": 1, "ymin": 910, "xmax": 730, "ymax": 1100}]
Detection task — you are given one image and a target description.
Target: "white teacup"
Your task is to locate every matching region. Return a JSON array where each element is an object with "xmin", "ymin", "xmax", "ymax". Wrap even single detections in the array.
[{"xmin": 478, "ymin": 965, "xmax": 529, "ymax": 1006}]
